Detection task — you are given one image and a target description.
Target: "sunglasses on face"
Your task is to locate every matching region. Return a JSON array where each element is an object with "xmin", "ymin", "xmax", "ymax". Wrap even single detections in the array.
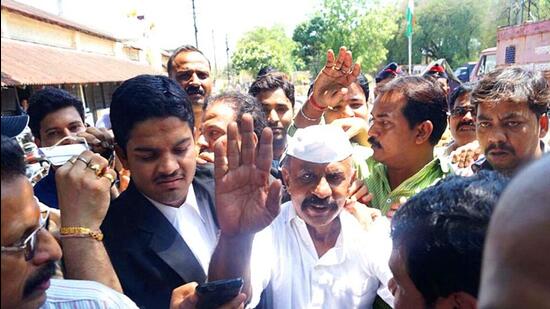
[
  {"xmin": 449, "ymin": 106, "xmax": 476, "ymax": 117},
  {"xmin": 1, "ymin": 209, "xmax": 50, "ymax": 261}
]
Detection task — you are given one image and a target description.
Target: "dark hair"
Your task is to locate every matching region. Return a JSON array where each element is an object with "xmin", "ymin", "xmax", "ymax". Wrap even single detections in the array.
[
  {"xmin": 356, "ymin": 73, "xmax": 370, "ymax": 100},
  {"xmin": 167, "ymin": 45, "xmax": 211, "ymax": 76},
  {"xmin": 471, "ymin": 67, "xmax": 549, "ymax": 117},
  {"xmin": 204, "ymin": 92, "xmax": 268, "ymax": 139},
  {"xmin": 249, "ymin": 73, "xmax": 296, "ymax": 107},
  {"xmin": 449, "ymin": 82, "xmax": 475, "ymax": 110},
  {"xmin": 110, "ymin": 75, "xmax": 195, "ymax": 151},
  {"xmin": 379, "ymin": 76, "xmax": 448, "ymax": 145},
  {"xmin": 27, "ymin": 87, "xmax": 85, "ymax": 139},
  {"xmin": 306, "ymin": 73, "xmax": 369, "ymax": 100},
  {"xmin": 1, "ymin": 135, "xmax": 26, "ymax": 181},
  {"xmin": 391, "ymin": 171, "xmax": 509, "ymax": 305},
  {"xmin": 257, "ymin": 66, "xmax": 278, "ymax": 77}
]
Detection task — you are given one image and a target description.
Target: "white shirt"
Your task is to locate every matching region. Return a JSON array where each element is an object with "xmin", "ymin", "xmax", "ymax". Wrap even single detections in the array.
[
  {"xmin": 249, "ymin": 201, "xmax": 394, "ymax": 309},
  {"xmin": 41, "ymin": 279, "xmax": 138, "ymax": 308},
  {"xmin": 146, "ymin": 185, "xmax": 218, "ymax": 273}
]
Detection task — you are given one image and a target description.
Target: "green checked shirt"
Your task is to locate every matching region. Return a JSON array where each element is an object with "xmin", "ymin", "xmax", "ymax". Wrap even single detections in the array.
[{"xmin": 364, "ymin": 156, "xmax": 452, "ymax": 215}]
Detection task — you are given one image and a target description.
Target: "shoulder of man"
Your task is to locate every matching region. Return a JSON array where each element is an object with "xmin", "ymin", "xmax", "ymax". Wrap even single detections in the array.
[{"xmin": 43, "ymin": 279, "xmax": 138, "ymax": 308}]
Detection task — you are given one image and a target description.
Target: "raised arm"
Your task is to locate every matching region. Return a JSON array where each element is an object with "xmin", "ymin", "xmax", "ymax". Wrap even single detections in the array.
[
  {"xmin": 293, "ymin": 47, "xmax": 361, "ymax": 129},
  {"xmin": 55, "ymin": 150, "xmax": 122, "ymax": 292},
  {"xmin": 207, "ymin": 114, "xmax": 282, "ymax": 301}
]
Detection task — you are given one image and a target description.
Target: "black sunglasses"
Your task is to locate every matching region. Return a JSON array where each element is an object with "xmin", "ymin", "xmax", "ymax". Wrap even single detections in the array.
[{"xmin": 449, "ymin": 106, "xmax": 476, "ymax": 117}]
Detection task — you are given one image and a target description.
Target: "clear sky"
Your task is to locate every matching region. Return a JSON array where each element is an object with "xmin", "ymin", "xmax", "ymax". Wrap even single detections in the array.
[{"xmin": 16, "ymin": 0, "xmax": 319, "ymax": 70}]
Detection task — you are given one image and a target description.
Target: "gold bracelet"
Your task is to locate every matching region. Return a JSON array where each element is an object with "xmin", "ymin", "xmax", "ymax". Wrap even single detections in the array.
[{"xmin": 60, "ymin": 227, "xmax": 104, "ymax": 241}]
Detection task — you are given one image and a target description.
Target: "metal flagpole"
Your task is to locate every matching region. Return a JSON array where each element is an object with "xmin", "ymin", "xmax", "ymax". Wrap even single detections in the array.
[
  {"xmin": 408, "ymin": 34, "xmax": 412, "ymax": 74},
  {"xmin": 406, "ymin": 0, "xmax": 414, "ymax": 74}
]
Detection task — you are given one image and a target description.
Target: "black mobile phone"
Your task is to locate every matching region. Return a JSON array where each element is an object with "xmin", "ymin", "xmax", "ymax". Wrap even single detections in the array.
[{"xmin": 196, "ymin": 278, "xmax": 244, "ymax": 309}]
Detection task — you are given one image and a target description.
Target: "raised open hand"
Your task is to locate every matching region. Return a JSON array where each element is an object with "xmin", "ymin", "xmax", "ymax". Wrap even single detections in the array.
[
  {"xmin": 311, "ymin": 46, "xmax": 361, "ymax": 109},
  {"xmin": 214, "ymin": 114, "xmax": 282, "ymax": 237}
]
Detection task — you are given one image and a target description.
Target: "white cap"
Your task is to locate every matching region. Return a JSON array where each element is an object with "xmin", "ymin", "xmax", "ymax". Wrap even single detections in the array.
[{"xmin": 287, "ymin": 125, "xmax": 353, "ymax": 163}]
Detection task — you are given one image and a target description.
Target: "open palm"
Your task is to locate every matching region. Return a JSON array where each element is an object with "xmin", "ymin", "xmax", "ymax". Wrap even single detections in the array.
[
  {"xmin": 214, "ymin": 114, "xmax": 282, "ymax": 237},
  {"xmin": 312, "ymin": 46, "xmax": 362, "ymax": 108}
]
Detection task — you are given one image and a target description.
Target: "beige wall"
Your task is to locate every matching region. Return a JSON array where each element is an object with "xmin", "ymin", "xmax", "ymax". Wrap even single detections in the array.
[
  {"xmin": 77, "ymin": 32, "xmax": 115, "ymax": 55},
  {"xmin": 1, "ymin": 8, "xmax": 166, "ymax": 69},
  {"xmin": 2, "ymin": 10, "xmax": 75, "ymax": 48},
  {"xmin": 1, "ymin": 9, "xmax": 116, "ymax": 55}
]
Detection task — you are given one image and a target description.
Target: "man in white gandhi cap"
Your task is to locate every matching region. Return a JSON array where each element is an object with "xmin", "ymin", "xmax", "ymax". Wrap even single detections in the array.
[{"xmin": 207, "ymin": 114, "xmax": 394, "ymax": 308}]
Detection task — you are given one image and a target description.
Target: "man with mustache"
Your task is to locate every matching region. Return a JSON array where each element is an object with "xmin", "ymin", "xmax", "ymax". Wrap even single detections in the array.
[
  {"xmin": 1, "ymin": 135, "xmax": 137, "ymax": 308},
  {"xmin": 365, "ymin": 75, "xmax": 451, "ymax": 217},
  {"xmin": 445, "ymin": 83, "xmax": 476, "ymax": 155},
  {"xmin": 208, "ymin": 121, "xmax": 394, "ymax": 308},
  {"xmin": 290, "ymin": 48, "xmax": 450, "ymax": 217},
  {"xmin": 471, "ymin": 67, "xmax": 549, "ymax": 176},
  {"xmin": 168, "ymin": 45, "xmax": 213, "ymax": 131},
  {"xmin": 101, "ymin": 75, "xmax": 219, "ymax": 308},
  {"xmin": 443, "ymin": 83, "xmax": 480, "ymax": 176}
]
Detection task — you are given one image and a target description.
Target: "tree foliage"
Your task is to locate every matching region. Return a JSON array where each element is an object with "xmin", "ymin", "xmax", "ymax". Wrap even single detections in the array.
[
  {"xmin": 385, "ymin": 0, "xmax": 550, "ymax": 68},
  {"xmin": 293, "ymin": 0, "xmax": 398, "ymax": 75},
  {"xmin": 386, "ymin": 0, "xmax": 490, "ymax": 68},
  {"xmin": 231, "ymin": 25, "xmax": 299, "ymax": 76},
  {"xmin": 292, "ymin": 16, "xmax": 327, "ymax": 73}
]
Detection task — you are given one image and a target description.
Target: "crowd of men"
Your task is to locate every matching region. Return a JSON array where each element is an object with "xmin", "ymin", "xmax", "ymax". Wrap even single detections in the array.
[{"xmin": 1, "ymin": 43, "xmax": 549, "ymax": 309}]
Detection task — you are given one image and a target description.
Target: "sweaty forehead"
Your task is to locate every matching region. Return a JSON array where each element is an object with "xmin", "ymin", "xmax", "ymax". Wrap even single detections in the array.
[
  {"xmin": 372, "ymin": 91, "xmax": 405, "ymax": 116},
  {"xmin": 173, "ymin": 52, "xmax": 210, "ymax": 71},
  {"xmin": 478, "ymin": 99, "xmax": 532, "ymax": 118},
  {"xmin": 204, "ymin": 103, "xmax": 236, "ymax": 122}
]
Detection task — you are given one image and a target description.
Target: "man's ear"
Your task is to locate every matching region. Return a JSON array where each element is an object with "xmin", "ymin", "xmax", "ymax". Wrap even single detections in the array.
[
  {"xmin": 415, "ymin": 120, "xmax": 434, "ymax": 144},
  {"xmin": 538, "ymin": 114, "xmax": 548, "ymax": 138},
  {"xmin": 115, "ymin": 144, "xmax": 129, "ymax": 169},
  {"xmin": 281, "ymin": 166, "xmax": 290, "ymax": 191}
]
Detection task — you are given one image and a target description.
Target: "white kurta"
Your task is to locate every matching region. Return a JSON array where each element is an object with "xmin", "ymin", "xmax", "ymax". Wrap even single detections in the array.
[{"xmin": 249, "ymin": 201, "xmax": 394, "ymax": 308}]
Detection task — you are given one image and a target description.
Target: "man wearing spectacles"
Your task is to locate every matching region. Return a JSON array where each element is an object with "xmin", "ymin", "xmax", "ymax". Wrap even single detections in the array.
[
  {"xmin": 441, "ymin": 83, "xmax": 482, "ymax": 176},
  {"xmin": 1, "ymin": 135, "xmax": 137, "ymax": 309},
  {"xmin": 446, "ymin": 83, "xmax": 476, "ymax": 155}
]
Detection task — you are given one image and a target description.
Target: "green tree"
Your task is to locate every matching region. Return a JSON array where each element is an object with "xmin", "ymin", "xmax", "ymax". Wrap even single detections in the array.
[
  {"xmin": 385, "ymin": 0, "xmax": 492, "ymax": 68},
  {"xmin": 293, "ymin": 0, "xmax": 398, "ymax": 75},
  {"xmin": 231, "ymin": 26, "xmax": 299, "ymax": 76},
  {"xmin": 292, "ymin": 16, "xmax": 327, "ymax": 73}
]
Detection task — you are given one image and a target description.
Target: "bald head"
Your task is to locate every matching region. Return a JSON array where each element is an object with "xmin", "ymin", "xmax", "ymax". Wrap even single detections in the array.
[{"xmin": 479, "ymin": 155, "xmax": 550, "ymax": 309}]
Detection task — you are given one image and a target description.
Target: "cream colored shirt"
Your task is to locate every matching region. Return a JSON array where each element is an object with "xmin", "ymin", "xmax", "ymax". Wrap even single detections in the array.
[{"xmin": 249, "ymin": 201, "xmax": 394, "ymax": 308}]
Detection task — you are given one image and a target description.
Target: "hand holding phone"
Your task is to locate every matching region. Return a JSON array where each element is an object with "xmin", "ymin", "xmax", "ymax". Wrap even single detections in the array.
[{"xmin": 195, "ymin": 278, "xmax": 244, "ymax": 309}]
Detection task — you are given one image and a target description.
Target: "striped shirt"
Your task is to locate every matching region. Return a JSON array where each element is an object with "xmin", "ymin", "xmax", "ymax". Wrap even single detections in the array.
[
  {"xmin": 364, "ymin": 157, "xmax": 452, "ymax": 214},
  {"xmin": 41, "ymin": 279, "xmax": 138, "ymax": 309}
]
